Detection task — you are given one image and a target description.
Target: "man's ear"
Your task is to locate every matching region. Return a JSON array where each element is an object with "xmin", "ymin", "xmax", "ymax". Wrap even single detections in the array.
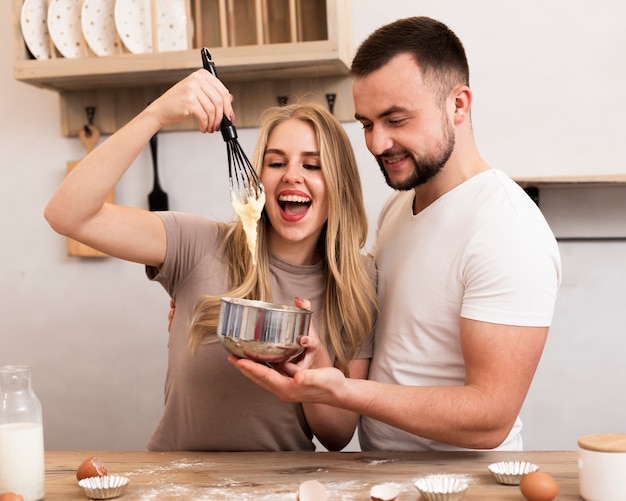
[{"xmin": 452, "ymin": 85, "xmax": 472, "ymax": 125}]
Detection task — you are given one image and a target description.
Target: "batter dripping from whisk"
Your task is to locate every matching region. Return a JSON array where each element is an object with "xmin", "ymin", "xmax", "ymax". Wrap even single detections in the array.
[
  {"xmin": 200, "ymin": 48, "xmax": 265, "ymax": 265},
  {"xmin": 231, "ymin": 190, "xmax": 265, "ymax": 265}
]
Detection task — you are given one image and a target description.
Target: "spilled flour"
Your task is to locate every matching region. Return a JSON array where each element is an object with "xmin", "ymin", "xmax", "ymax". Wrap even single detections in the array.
[{"xmin": 117, "ymin": 457, "xmax": 477, "ymax": 500}]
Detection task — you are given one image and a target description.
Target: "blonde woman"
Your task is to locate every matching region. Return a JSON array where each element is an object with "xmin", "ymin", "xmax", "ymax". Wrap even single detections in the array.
[{"xmin": 45, "ymin": 69, "xmax": 377, "ymax": 452}]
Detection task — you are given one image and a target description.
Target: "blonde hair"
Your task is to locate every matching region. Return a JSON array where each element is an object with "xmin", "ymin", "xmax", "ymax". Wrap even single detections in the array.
[{"xmin": 188, "ymin": 102, "xmax": 377, "ymax": 374}]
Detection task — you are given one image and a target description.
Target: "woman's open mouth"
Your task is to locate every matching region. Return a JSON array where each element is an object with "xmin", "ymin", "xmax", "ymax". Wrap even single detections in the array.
[
  {"xmin": 278, "ymin": 194, "xmax": 311, "ymax": 219},
  {"xmin": 278, "ymin": 195, "xmax": 311, "ymax": 214}
]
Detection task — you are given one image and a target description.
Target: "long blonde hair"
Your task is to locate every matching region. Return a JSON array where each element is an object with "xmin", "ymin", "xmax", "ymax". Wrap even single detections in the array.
[{"xmin": 189, "ymin": 102, "xmax": 377, "ymax": 374}]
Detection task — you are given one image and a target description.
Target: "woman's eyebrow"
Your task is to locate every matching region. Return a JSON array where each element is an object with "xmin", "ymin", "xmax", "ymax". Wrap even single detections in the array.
[
  {"xmin": 264, "ymin": 148, "xmax": 285, "ymax": 156},
  {"xmin": 264, "ymin": 149, "xmax": 320, "ymax": 156}
]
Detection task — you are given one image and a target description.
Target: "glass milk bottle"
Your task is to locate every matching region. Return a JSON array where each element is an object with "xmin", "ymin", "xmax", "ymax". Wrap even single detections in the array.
[{"xmin": 0, "ymin": 365, "xmax": 45, "ymax": 500}]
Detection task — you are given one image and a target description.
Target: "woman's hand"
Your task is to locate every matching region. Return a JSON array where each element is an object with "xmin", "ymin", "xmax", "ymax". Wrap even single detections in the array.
[
  {"xmin": 146, "ymin": 69, "xmax": 235, "ymax": 133},
  {"xmin": 278, "ymin": 297, "xmax": 333, "ymax": 376}
]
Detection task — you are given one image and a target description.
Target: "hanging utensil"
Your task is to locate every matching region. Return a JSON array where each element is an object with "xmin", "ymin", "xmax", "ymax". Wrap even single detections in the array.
[
  {"xmin": 200, "ymin": 47, "xmax": 264, "ymax": 205},
  {"xmin": 148, "ymin": 132, "xmax": 169, "ymax": 211}
]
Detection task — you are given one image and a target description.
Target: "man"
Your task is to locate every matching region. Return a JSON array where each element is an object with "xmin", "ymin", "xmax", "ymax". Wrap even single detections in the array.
[{"xmin": 232, "ymin": 16, "xmax": 561, "ymax": 451}]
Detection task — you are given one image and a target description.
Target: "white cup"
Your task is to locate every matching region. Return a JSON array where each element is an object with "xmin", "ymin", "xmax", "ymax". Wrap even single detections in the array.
[{"xmin": 578, "ymin": 433, "xmax": 626, "ymax": 501}]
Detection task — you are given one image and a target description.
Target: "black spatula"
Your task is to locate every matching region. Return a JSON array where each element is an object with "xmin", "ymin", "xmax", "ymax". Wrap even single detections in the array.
[{"xmin": 148, "ymin": 133, "xmax": 169, "ymax": 211}]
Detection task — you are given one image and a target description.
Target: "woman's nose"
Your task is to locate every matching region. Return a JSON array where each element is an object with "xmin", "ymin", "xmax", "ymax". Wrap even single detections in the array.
[{"xmin": 282, "ymin": 162, "xmax": 303, "ymax": 183}]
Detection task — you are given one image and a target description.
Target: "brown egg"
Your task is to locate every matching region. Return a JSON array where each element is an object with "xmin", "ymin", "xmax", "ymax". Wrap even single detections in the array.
[
  {"xmin": 520, "ymin": 471, "xmax": 559, "ymax": 501},
  {"xmin": 0, "ymin": 493, "xmax": 25, "ymax": 501},
  {"xmin": 76, "ymin": 455, "xmax": 108, "ymax": 481}
]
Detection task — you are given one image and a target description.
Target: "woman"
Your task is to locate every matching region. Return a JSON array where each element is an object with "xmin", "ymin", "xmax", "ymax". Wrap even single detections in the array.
[{"xmin": 44, "ymin": 69, "xmax": 377, "ymax": 452}]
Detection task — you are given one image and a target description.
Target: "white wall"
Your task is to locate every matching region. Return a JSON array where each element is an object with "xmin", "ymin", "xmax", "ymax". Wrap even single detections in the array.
[
  {"xmin": 2, "ymin": 0, "xmax": 625, "ymax": 451},
  {"xmin": 521, "ymin": 188, "xmax": 626, "ymax": 450}
]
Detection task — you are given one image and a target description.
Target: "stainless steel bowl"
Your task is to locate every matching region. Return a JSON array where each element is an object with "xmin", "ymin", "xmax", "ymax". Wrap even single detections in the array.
[{"xmin": 217, "ymin": 297, "xmax": 311, "ymax": 363}]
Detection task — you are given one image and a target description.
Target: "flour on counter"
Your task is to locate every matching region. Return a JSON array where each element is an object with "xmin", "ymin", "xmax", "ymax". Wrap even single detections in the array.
[
  {"xmin": 121, "ymin": 457, "xmax": 441, "ymax": 500},
  {"xmin": 130, "ymin": 480, "xmax": 420, "ymax": 501}
]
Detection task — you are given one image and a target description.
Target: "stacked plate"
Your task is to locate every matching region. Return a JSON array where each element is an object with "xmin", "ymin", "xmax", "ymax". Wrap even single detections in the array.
[{"xmin": 20, "ymin": 0, "xmax": 190, "ymax": 59}]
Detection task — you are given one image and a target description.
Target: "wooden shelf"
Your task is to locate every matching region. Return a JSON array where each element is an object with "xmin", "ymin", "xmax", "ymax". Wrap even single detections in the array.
[
  {"xmin": 13, "ymin": 41, "xmax": 351, "ymax": 92},
  {"xmin": 515, "ymin": 174, "xmax": 626, "ymax": 189},
  {"xmin": 12, "ymin": 0, "xmax": 354, "ymax": 135}
]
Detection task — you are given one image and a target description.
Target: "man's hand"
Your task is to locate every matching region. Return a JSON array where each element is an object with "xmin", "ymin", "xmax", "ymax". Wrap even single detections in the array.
[
  {"xmin": 228, "ymin": 355, "xmax": 345, "ymax": 404},
  {"xmin": 168, "ymin": 298, "xmax": 175, "ymax": 332}
]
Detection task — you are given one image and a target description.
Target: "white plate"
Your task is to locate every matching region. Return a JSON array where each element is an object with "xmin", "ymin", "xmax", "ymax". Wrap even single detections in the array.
[
  {"xmin": 81, "ymin": 0, "xmax": 120, "ymax": 56},
  {"xmin": 47, "ymin": 0, "xmax": 86, "ymax": 58},
  {"xmin": 114, "ymin": 0, "xmax": 152, "ymax": 54},
  {"xmin": 155, "ymin": 0, "xmax": 189, "ymax": 52},
  {"xmin": 114, "ymin": 0, "xmax": 189, "ymax": 54},
  {"xmin": 20, "ymin": 0, "xmax": 51, "ymax": 59}
]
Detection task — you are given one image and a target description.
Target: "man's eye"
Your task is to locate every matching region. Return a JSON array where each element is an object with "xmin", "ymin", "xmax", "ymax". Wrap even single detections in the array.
[{"xmin": 389, "ymin": 117, "xmax": 407, "ymax": 126}]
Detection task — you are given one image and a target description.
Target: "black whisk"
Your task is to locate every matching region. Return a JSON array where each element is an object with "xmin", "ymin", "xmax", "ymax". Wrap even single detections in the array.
[{"xmin": 200, "ymin": 47, "xmax": 264, "ymax": 204}]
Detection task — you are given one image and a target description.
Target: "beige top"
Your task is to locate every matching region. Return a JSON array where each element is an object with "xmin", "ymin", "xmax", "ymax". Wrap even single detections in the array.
[
  {"xmin": 578, "ymin": 433, "xmax": 626, "ymax": 452},
  {"xmin": 146, "ymin": 212, "xmax": 373, "ymax": 451}
]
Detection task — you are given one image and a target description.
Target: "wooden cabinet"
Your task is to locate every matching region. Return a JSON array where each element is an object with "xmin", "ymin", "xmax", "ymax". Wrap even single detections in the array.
[{"xmin": 12, "ymin": 0, "xmax": 354, "ymax": 135}]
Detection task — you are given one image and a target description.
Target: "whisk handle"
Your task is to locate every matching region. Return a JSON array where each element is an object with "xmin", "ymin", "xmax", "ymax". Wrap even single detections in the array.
[
  {"xmin": 201, "ymin": 47, "xmax": 239, "ymax": 143},
  {"xmin": 220, "ymin": 117, "xmax": 238, "ymax": 141},
  {"xmin": 201, "ymin": 47, "xmax": 218, "ymax": 78}
]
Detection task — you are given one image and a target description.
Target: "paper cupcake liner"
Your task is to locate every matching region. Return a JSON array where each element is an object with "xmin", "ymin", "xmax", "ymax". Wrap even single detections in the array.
[
  {"xmin": 414, "ymin": 474, "xmax": 469, "ymax": 501},
  {"xmin": 488, "ymin": 461, "xmax": 539, "ymax": 485},
  {"xmin": 78, "ymin": 474, "xmax": 129, "ymax": 499}
]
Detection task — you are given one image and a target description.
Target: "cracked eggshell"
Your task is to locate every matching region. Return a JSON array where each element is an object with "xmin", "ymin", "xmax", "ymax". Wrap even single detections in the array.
[
  {"xmin": 76, "ymin": 455, "xmax": 108, "ymax": 480},
  {"xmin": 297, "ymin": 479, "xmax": 327, "ymax": 501},
  {"xmin": 371, "ymin": 482, "xmax": 400, "ymax": 501}
]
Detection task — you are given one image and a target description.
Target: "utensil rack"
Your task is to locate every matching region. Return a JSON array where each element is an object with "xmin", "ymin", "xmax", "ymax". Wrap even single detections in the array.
[{"xmin": 12, "ymin": 0, "xmax": 354, "ymax": 135}]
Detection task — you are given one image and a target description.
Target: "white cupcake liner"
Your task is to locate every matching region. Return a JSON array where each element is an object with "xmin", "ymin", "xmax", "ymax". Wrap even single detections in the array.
[
  {"xmin": 78, "ymin": 474, "xmax": 129, "ymax": 499},
  {"xmin": 488, "ymin": 461, "xmax": 539, "ymax": 485},
  {"xmin": 414, "ymin": 474, "xmax": 469, "ymax": 501}
]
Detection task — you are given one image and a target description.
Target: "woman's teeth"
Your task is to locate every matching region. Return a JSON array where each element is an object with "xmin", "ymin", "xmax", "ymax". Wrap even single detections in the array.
[{"xmin": 278, "ymin": 194, "xmax": 310, "ymax": 203}]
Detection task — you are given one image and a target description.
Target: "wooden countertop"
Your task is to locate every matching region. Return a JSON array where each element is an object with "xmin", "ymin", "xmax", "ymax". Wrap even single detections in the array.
[{"xmin": 43, "ymin": 450, "xmax": 580, "ymax": 500}]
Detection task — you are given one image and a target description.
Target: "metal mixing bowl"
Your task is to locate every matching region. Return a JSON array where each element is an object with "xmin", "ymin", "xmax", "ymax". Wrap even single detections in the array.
[{"xmin": 217, "ymin": 297, "xmax": 311, "ymax": 363}]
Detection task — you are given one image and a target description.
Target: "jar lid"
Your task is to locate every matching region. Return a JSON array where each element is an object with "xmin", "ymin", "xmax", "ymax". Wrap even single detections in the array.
[{"xmin": 578, "ymin": 433, "xmax": 626, "ymax": 452}]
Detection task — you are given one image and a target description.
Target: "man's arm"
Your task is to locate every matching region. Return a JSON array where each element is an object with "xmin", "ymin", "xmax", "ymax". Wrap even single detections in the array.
[{"xmin": 232, "ymin": 318, "xmax": 548, "ymax": 450}]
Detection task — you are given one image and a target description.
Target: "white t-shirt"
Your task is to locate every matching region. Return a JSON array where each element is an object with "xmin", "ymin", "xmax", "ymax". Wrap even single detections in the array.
[{"xmin": 359, "ymin": 169, "xmax": 561, "ymax": 451}]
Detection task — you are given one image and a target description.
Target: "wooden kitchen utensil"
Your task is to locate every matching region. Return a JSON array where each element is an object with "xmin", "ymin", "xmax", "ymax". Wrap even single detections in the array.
[{"xmin": 66, "ymin": 124, "xmax": 114, "ymax": 257}]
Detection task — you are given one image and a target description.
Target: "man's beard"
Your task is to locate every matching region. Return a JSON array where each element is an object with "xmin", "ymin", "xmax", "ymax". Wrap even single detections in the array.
[{"xmin": 377, "ymin": 119, "xmax": 455, "ymax": 191}]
